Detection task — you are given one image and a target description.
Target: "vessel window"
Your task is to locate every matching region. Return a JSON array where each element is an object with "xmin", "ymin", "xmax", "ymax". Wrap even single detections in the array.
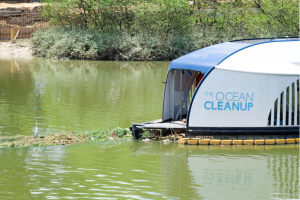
[{"xmin": 162, "ymin": 69, "xmax": 203, "ymax": 122}]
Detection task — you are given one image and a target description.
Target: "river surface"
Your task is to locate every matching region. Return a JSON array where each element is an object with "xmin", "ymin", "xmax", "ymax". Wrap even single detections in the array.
[
  {"xmin": 0, "ymin": 58, "xmax": 299, "ymax": 200},
  {"xmin": 0, "ymin": 58, "xmax": 168, "ymax": 136}
]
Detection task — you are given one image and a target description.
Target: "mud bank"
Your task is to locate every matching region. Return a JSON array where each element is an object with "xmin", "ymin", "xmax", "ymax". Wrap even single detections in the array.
[{"xmin": 0, "ymin": 39, "xmax": 32, "ymax": 59}]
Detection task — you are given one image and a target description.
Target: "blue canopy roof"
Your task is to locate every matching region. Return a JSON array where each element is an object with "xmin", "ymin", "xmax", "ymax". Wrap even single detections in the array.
[{"xmin": 169, "ymin": 42, "xmax": 253, "ymax": 74}]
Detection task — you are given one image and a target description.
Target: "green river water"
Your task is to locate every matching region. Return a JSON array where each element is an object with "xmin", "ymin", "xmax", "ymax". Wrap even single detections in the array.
[{"xmin": 0, "ymin": 58, "xmax": 299, "ymax": 200}]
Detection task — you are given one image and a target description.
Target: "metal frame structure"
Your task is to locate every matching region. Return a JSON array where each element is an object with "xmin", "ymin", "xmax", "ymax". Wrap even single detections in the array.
[{"xmin": 0, "ymin": 10, "xmax": 46, "ymax": 40}]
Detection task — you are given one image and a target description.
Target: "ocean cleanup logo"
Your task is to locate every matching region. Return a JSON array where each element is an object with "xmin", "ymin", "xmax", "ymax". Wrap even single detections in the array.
[{"xmin": 204, "ymin": 91, "xmax": 253, "ymax": 111}]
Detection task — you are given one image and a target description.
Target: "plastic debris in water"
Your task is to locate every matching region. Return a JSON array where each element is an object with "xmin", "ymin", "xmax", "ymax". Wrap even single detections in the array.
[
  {"xmin": 34, "ymin": 122, "xmax": 38, "ymax": 138},
  {"xmin": 163, "ymin": 139, "xmax": 170, "ymax": 143}
]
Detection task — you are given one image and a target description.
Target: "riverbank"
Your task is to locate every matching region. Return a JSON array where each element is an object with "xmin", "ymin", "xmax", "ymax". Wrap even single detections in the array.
[
  {"xmin": 29, "ymin": 0, "xmax": 297, "ymax": 61},
  {"xmin": 0, "ymin": 39, "xmax": 32, "ymax": 59},
  {"xmin": 0, "ymin": 128, "xmax": 132, "ymax": 148},
  {"xmin": 0, "ymin": 2, "xmax": 41, "ymax": 9}
]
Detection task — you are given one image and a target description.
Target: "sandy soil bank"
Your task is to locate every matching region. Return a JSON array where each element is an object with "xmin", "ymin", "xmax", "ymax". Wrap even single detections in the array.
[
  {"xmin": 0, "ymin": 3, "xmax": 42, "ymax": 9},
  {"xmin": 0, "ymin": 39, "xmax": 32, "ymax": 59}
]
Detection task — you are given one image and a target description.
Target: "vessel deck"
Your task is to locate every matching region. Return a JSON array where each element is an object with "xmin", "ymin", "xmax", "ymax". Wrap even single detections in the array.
[{"xmin": 137, "ymin": 120, "xmax": 186, "ymax": 129}]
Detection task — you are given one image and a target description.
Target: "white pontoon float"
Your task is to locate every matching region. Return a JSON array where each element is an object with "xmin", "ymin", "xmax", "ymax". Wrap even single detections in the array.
[{"xmin": 132, "ymin": 38, "xmax": 300, "ymax": 139}]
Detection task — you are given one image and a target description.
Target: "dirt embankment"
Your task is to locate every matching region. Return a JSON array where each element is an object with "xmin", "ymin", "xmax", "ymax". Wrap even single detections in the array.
[
  {"xmin": 0, "ymin": 39, "xmax": 32, "ymax": 59},
  {"xmin": 0, "ymin": 2, "xmax": 42, "ymax": 9},
  {"xmin": 0, "ymin": 3, "xmax": 42, "ymax": 59}
]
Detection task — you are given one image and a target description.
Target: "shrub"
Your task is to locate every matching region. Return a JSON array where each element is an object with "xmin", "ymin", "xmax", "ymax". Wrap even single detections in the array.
[
  {"xmin": 31, "ymin": 24, "xmax": 296, "ymax": 61},
  {"xmin": 31, "ymin": 28, "xmax": 198, "ymax": 60},
  {"xmin": 133, "ymin": 0, "xmax": 194, "ymax": 34},
  {"xmin": 41, "ymin": 0, "xmax": 194, "ymax": 34},
  {"xmin": 193, "ymin": 0, "xmax": 299, "ymax": 37},
  {"xmin": 35, "ymin": 0, "xmax": 298, "ymax": 60}
]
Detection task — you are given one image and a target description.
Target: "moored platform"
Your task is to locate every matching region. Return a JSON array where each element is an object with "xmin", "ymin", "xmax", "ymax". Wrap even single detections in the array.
[
  {"xmin": 141, "ymin": 121, "xmax": 186, "ymax": 129},
  {"xmin": 131, "ymin": 119, "xmax": 186, "ymax": 138}
]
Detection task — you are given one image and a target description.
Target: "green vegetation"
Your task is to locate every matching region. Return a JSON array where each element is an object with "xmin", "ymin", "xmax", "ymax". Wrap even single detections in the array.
[
  {"xmin": 31, "ymin": 29, "xmax": 202, "ymax": 60},
  {"xmin": 88, "ymin": 128, "xmax": 132, "ymax": 142},
  {"xmin": 31, "ymin": 0, "xmax": 299, "ymax": 60},
  {"xmin": 141, "ymin": 130, "xmax": 153, "ymax": 138},
  {"xmin": 0, "ymin": 128, "xmax": 132, "ymax": 148},
  {"xmin": 41, "ymin": 0, "xmax": 193, "ymax": 33}
]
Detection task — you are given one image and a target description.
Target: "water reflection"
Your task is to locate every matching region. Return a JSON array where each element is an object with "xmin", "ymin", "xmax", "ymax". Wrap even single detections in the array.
[
  {"xmin": 0, "ymin": 58, "xmax": 169, "ymax": 136},
  {"xmin": 0, "ymin": 142, "xmax": 298, "ymax": 199}
]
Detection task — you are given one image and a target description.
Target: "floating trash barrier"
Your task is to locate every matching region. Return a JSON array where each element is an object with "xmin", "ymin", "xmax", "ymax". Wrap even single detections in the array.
[
  {"xmin": 176, "ymin": 138, "xmax": 299, "ymax": 145},
  {"xmin": 139, "ymin": 135, "xmax": 299, "ymax": 146}
]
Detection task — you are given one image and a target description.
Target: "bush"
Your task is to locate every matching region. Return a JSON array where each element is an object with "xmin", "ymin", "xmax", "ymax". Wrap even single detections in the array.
[
  {"xmin": 33, "ymin": 0, "xmax": 298, "ymax": 60},
  {"xmin": 41, "ymin": 0, "xmax": 194, "ymax": 34},
  {"xmin": 31, "ymin": 28, "xmax": 195, "ymax": 60},
  {"xmin": 192, "ymin": 0, "xmax": 298, "ymax": 37},
  {"xmin": 31, "ymin": 24, "xmax": 296, "ymax": 61},
  {"xmin": 41, "ymin": 0, "xmax": 298, "ymax": 35},
  {"xmin": 133, "ymin": 0, "xmax": 194, "ymax": 34}
]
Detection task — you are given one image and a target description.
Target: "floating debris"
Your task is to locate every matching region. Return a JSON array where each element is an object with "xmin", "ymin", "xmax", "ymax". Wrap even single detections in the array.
[
  {"xmin": 144, "ymin": 138, "xmax": 150, "ymax": 143},
  {"xmin": 0, "ymin": 128, "xmax": 132, "ymax": 148},
  {"xmin": 163, "ymin": 139, "xmax": 170, "ymax": 144}
]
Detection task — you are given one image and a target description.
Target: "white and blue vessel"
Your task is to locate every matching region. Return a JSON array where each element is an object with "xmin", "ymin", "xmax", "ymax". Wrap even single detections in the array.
[{"xmin": 132, "ymin": 38, "xmax": 300, "ymax": 139}]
